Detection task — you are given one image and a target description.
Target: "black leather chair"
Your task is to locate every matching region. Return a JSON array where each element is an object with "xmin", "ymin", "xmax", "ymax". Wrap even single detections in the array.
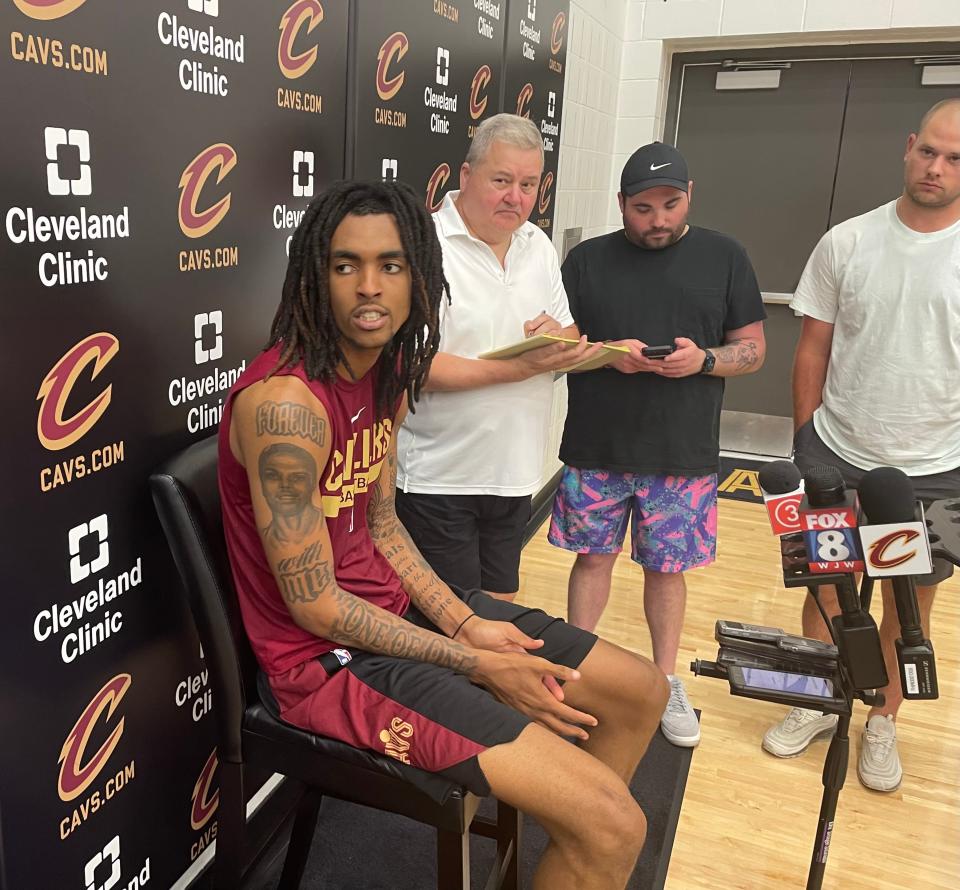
[{"xmin": 150, "ymin": 434, "xmax": 521, "ymax": 890}]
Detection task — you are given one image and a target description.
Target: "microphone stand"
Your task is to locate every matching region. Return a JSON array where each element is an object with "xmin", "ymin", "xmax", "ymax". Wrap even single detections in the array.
[{"xmin": 782, "ymin": 566, "xmax": 883, "ymax": 890}]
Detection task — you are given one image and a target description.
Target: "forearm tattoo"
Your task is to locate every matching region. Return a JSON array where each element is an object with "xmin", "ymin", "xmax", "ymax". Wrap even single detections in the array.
[
  {"xmin": 329, "ymin": 587, "xmax": 478, "ymax": 673},
  {"xmin": 713, "ymin": 338, "xmax": 760, "ymax": 372},
  {"xmin": 256, "ymin": 400, "xmax": 326, "ymax": 447},
  {"xmin": 367, "ymin": 448, "xmax": 459, "ymax": 629}
]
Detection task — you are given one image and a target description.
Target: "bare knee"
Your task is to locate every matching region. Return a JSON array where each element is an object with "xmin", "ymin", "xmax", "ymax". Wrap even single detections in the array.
[
  {"xmin": 622, "ymin": 654, "xmax": 669, "ymax": 718},
  {"xmin": 581, "ymin": 784, "xmax": 647, "ymax": 866},
  {"xmin": 575, "ymin": 552, "xmax": 618, "ymax": 575}
]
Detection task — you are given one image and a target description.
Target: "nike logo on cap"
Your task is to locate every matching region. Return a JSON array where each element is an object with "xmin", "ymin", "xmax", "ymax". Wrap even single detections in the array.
[{"xmin": 650, "ymin": 162, "xmax": 671, "ymax": 171}]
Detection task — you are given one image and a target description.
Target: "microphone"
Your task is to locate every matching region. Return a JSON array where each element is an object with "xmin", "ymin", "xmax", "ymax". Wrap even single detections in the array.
[
  {"xmin": 798, "ymin": 465, "xmax": 886, "ymax": 690},
  {"xmin": 798, "ymin": 465, "xmax": 864, "ymax": 573},
  {"xmin": 758, "ymin": 460, "xmax": 804, "ymax": 536},
  {"xmin": 857, "ymin": 468, "xmax": 938, "ymax": 700}
]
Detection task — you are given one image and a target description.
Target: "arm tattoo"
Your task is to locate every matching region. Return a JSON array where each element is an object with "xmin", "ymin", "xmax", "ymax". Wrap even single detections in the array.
[
  {"xmin": 713, "ymin": 338, "xmax": 760, "ymax": 372},
  {"xmin": 367, "ymin": 447, "xmax": 460, "ymax": 630},
  {"xmin": 276, "ymin": 541, "xmax": 333, "ymax": 604},
  {"xmin": 256, "ymin": 400, "xmax": 326, "ymax": 447},
  {"xmin": 258, "ymin": 442, "xmax": 322, "ymax": 546},
  {"xmin": 328, "ymin": 587, "xmax": 478, "ymax": 673}
]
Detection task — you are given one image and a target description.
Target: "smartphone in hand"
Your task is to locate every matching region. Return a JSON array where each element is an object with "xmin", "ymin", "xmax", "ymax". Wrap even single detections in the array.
[{"xmin": 641, "ymin": 344, "xmax": 676, "ymax": 359}]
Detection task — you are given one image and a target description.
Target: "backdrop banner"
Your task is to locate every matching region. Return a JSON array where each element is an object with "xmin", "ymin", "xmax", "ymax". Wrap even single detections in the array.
[{"xmin": 0, "ymin": 1, "xmax": 566, "ymax": 887}]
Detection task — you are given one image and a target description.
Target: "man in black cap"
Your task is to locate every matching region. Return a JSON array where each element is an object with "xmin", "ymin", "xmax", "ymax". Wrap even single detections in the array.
[{"xmin": 547, "ymin": 142, "xmax": 767, "ymax": 747}]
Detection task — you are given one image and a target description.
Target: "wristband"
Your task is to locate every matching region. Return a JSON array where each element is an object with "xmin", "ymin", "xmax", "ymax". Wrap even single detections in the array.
[{"xmin": 452, "ymin": 613, "xmax": 477, "ymax": 640}]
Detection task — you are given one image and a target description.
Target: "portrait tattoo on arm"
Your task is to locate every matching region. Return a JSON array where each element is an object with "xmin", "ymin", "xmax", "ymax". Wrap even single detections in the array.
[{"xmin": 258, "ymin": 442, "xmax": 323, "ymax": 547}]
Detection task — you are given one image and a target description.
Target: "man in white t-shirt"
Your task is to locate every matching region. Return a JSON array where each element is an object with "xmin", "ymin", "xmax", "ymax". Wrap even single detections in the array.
[
  {"xmin": 763, "ymin": 99, "xmax": 960, "ymax": 791},
  {"xmin": 396, "ymin": 114, "xmax": 598, "ymax": 599}
]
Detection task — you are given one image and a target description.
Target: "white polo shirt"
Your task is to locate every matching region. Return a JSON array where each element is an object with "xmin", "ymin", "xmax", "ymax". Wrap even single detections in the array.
[{"xmin": 397, "ymin": 190, "xmax": 573, "ymax": 496}]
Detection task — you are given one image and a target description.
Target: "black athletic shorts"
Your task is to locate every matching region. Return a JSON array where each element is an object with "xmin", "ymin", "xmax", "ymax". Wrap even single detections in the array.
[
  {"xmin": 793, "ymin": 418, "xmax": 960, "ymax": 584},
  {"xmin": 395, "ymin": 491, "xmax": 532, "ymax": 594},
  {"xmin": 269, "ymin": 588, "xmax": 598, "ymax": 796}
]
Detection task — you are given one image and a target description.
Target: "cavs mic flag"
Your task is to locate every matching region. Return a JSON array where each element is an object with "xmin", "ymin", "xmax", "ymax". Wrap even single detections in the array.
[
  {"xmin": 857, "ymin": 468, "xmax": 938, "ymax": 699},
  {"xmin": 758, "ymin": 460, "xmax": 803, "ymax": 536}
]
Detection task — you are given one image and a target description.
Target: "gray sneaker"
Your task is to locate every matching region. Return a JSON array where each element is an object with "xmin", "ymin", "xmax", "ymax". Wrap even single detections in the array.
[
  {"xmin": 661, "ymin": 676, "xmax": 700, "ymax": 747},
  {"xmin": 762, "ymin": 707, "xmax": 838, "ymax": 758},
  {"xmin": 858, "ymin": 714, "xmax": 902, "ymax": 792}
]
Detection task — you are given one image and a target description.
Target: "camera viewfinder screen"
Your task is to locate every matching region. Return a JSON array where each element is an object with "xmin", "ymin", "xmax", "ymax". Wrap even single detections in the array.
[{"xmin": 741, "ymin": 668, "xmax": 834, "ymax": 698}]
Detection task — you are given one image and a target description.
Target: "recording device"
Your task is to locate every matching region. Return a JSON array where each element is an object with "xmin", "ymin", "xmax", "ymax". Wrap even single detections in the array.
[
  {"xmin": 857, "ymin": 467, "xmax": 938, "ymax": 700},
  {"xmin": 798, "ymin": 465, "xmax": 863, "ymax": 573},
  {"xmin": 758, "ymin": 460, "xmax": 804, "ymax": 536},
  {"xmin": 641, "ymin": 344, "xmax": 676, "ymax": 358},
  {"xmin": 692, "ymin": 461, "xmax": 939, "ymax": 888}
]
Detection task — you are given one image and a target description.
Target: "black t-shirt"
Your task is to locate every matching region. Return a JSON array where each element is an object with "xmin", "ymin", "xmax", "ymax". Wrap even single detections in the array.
[{"xmin": 560, "ymin": 226, "xmax": 765, "ymax": 476}]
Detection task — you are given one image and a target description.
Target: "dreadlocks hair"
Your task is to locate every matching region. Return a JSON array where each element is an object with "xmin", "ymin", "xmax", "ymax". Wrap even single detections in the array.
[{"xmin": 267, "ymin": 178, "xmax": 450, "ymax": 417}]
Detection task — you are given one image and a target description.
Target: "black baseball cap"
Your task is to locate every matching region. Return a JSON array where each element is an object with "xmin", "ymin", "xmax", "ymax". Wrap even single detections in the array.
[{"xmin": 620, "ymin": 142, "xmax": 689, "ymax": 196}]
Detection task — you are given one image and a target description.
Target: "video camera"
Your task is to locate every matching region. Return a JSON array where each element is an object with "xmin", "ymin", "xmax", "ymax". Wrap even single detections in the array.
[{"xmin": 690, "ymin": 462, "xmax": 959, "ymax": 889}]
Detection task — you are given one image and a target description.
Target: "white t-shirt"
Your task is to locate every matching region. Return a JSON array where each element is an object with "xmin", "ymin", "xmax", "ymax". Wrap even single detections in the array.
[
  {"xmin": 791, "ymin": 199, "xmax": 960, "ymax": 475},
  {"xmin": 397, "ymin": 190, "xmax": 574, "ymax": 496}
]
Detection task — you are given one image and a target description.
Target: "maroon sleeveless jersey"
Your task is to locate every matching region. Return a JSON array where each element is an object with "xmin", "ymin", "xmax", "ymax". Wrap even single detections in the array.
[{"xmin": 218, "ymin": 345, "xmax": 408, "ymax": 676}]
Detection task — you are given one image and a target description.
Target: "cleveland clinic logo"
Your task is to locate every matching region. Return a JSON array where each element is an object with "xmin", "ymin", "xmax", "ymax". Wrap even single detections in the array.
[
  {"xmin": 37, "ymin": 333, "xmax": 119, "ymax": 452},
  {"xmin": 516, "ymin": 83, "xmax": 533, "ymax": 118},
  {"xmin": 551, "ymin": 12, "xmax": 566, "ymax": 55},
  {"xmin": 469, "ymin": 65, "xmax": 491, "ymax": 120},
  {"xmin": 58, "ymin": 674, "xmax": 131, "ymax": 802},
  {"xmin": 12, "ymin": 0, "xmax": 87, "ymax": 19},
  {"xmin": 293, "ymin": 150, "xmax": 314, "ymax": 198},
  {"xmin": 194, "ymin": 311, "xmax": 223, "ymax": 364},
  {"xmin": 45, "ymin": 127, "xmax": 91, "ymax": 196},
  {"xmin": 425, "ymin": 164, "xmax": 450, "ymax": 213},
  {"xmin": 178, "ymin": 144, "xmax": 237, "ymax": 239},
  {"xmin": 69, "ymin": 514, "xmax": 109, "ymax": 584},
  {"xmin": 188, "ymin": 0, "xmax": 218, "ymax": 16},
  {"xmin": 278, "ymin": 0, "xmax": 323, "ymax": 79},
  {"xmin": 376, "ymin": 32, "xmax": 408, "ymax": 101}
]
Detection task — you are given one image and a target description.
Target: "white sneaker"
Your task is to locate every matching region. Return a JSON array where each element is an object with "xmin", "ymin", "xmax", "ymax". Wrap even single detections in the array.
[
  {"xmin": 660, "ymin": 675, "xmax": 701, "ymax": 747},
  {"xmin": 858, "ymin": 714, "xmax": 902, "ymax": 792},
  {"xmin": 762, "ymin": 707, "xmax": 838, "ymax": 758}
]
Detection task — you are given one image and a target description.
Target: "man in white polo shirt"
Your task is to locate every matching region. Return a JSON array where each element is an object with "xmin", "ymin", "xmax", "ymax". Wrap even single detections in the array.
[
  {"xmin": 396, "ymin": 114, "xmax": 595, "ymax": 600},
  {"xmin": 763, "ymin": 99, "xmax": 960, "ymax": 792}
]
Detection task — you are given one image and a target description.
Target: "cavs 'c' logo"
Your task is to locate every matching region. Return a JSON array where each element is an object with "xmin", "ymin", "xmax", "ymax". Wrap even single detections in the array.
[
  {"xmin": 278, "ymin": 0, "xmax": 324, "ymax": 80},
  {"xmin": 868, "ymin": 529, "xmax": 921, "ymax": 570},
  {"xmin": 425, "ymin": 163, "xmax": 450, "ymax": 213},
  {"xmin": 37, "ymin": 332, "xmax": 119, "ymax": 452},
  {"xmin": 178, "ymin": 143, "xmax": 237, "ymax": 239},
  {"xmin": 58, "ymin": 674, "xmax": 131, "ymax": 802},
  {"xmin": 376, "ymin": 32, "xmax": 408, "ymax": 101},
  {"xmin": 191, "ymin": 748, "xmax": 220, "ymax": 831},
  {"xmin": 516, "ymin": 83, "xmax": 534, "ymax": 119},
  {"xmin": 469, "ymin": 65, "xmax": 492, "ymax": 121},
  {"xmin": 379, "ymin": 717, "xmax": 414, "ymax": 764},
  {"xmin": 538, "ymin": 171, "xmax": 554, "ymax": 215},
  {"xmin": 12, "ymin": 0, "xmax": 87, "ymax": 20},
  {"xmin": 550, "ymin": 12, "xmax": 566, "ymax": 55}
]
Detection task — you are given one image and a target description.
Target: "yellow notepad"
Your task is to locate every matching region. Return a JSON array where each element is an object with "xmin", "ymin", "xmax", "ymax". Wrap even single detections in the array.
[{"xmin": 478, "ymin": 334, "xmax": 628, "ymax": 372}]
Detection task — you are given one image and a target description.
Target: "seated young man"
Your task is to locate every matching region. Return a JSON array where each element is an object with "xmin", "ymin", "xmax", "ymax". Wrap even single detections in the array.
[{"xmin": 218, "ymin": 179, "xmax": 669, "ymax": 890}]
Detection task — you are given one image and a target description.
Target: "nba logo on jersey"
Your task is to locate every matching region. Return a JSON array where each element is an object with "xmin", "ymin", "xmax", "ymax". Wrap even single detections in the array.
[{"xmin": 333, "ymin": 648, "xmax": 353, "ymax": 666}]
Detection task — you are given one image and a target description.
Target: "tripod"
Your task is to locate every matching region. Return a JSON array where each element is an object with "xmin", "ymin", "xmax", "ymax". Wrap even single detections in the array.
[{"xmin": 781, "ymin": 566, "xmax": 884, "ymax": 890}]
